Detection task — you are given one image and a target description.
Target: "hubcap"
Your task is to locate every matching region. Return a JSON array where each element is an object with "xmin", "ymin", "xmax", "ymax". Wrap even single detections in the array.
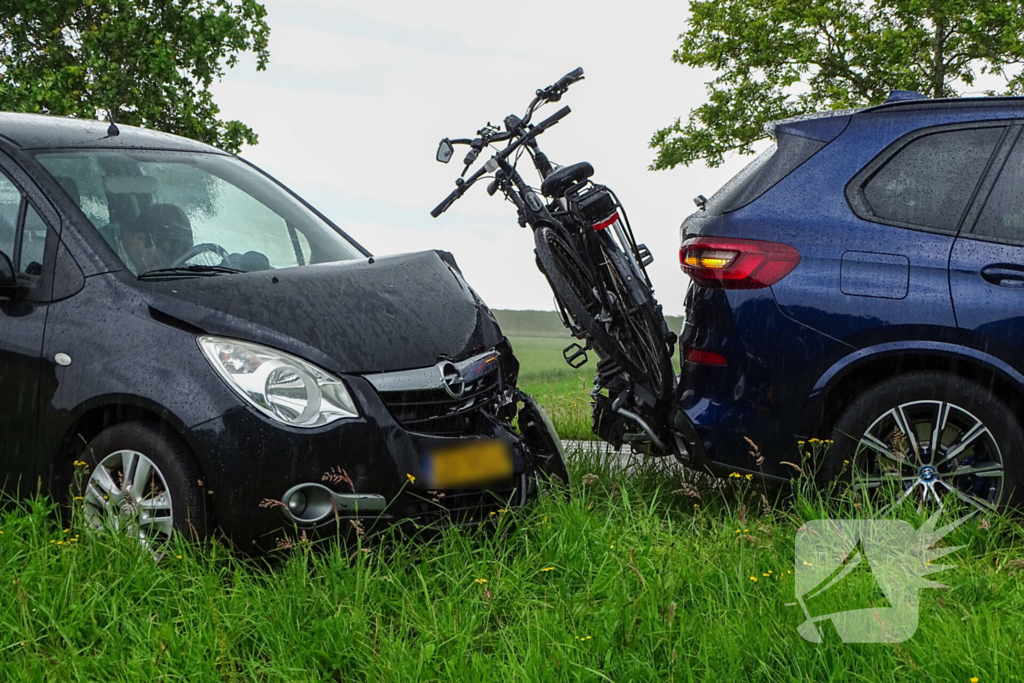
[
  {"xmin": 83, "ymin": 450, "xmax": 174, "ymax": 549},
  {"xmin": 852, "ymin": 400, "xmax": 1004, "ymax": 513}
]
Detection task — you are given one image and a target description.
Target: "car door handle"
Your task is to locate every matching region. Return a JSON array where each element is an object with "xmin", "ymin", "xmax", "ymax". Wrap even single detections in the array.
[{"xmin": 980, "ymin": 264, "xmax": 1024, "ymax": 288}]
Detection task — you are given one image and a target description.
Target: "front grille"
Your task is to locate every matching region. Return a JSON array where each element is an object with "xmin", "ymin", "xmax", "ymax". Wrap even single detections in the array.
[{"xmin": 378, "ymin": 370, "xmax": 501, "ymax": 436}]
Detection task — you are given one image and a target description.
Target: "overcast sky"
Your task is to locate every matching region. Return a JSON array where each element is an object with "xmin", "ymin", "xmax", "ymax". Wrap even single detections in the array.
[{"xmin": 210, "ymin": 0, "xmax": 766, "ymax": 316}]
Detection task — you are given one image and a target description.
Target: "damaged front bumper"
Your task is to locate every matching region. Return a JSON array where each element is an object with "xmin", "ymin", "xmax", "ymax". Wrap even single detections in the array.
[{"xmin": 187, "ymin": 348, "xmax": 565, "ymax": 551}]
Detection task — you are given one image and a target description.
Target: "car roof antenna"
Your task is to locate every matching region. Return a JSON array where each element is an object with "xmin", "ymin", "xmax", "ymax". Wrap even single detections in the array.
[{"xmin": 105, "ymin": 108, "xmax": 120, "ymax": 137}]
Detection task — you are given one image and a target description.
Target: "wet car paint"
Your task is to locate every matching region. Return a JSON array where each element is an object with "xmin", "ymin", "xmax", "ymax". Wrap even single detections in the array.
[
  {"xmin": 0, "ymin": 113, "xmax": 565, "ymax": 547},
  {"xmin": 676, "ymin": 98, "xmax": 1024, "ymax": 479}
]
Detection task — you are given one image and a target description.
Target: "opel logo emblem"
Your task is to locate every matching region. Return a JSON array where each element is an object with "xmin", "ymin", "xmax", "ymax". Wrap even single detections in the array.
[{"xmin": 438, "ymin": 361, "xmax": 465, "ymax": 399}]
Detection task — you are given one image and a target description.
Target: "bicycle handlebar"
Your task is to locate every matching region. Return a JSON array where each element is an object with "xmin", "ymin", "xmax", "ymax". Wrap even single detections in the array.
[{"xmin": 431, "ymin": 105, "xmax": 571, "ymax": 217}]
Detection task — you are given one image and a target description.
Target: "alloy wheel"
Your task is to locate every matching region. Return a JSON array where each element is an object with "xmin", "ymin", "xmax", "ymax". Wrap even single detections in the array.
[
  {"xmin": 850, "ymin": 400, "xmax": 1004, "ymax": 513},
  {"xmin": 83, "ymin": 449, "xmax": 175, "ymax": 548}
]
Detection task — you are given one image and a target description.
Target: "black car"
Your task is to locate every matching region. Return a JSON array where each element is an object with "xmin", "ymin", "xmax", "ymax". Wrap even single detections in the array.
[{"xmin": 0, "ymin": 113, "xmax": 567, "ymax": 551}]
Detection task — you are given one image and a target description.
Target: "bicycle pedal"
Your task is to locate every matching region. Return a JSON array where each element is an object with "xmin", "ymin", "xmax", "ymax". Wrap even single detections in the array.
[
  {"xmin": 562, "ymin": 342, "xmax": 589, "ymax": 369},
  {"xmin": 636, "ymin": 244, "xmax": 654, "ymax": 267}
]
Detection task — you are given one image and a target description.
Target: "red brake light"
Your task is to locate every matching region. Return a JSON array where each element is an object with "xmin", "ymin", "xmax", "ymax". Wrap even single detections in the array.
[{"xmin": 679, "ymin": 236, "xmax": 800, "ymax": 289}]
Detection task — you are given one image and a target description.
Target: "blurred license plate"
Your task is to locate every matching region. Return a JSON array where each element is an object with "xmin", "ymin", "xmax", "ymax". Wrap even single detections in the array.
[{"xmin": 427, "ymin": 440, "xmax": 512, "ymax": 488}]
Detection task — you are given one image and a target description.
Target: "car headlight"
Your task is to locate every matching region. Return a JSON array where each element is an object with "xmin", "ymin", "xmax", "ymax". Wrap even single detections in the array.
[{"xmin": 198, "ymin": 336, "xmax": 358, "ymax": 427}]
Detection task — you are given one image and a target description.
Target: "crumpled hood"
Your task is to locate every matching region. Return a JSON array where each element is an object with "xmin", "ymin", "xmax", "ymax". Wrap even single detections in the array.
[{"xmin": 136, "ymin": 250, "xmax": 505, "ymax": 375}]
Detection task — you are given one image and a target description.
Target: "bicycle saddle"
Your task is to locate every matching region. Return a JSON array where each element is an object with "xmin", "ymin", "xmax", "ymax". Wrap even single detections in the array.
[{"xmin": 540, "ymin": 161, "xmax": 594, "ymax": 198}]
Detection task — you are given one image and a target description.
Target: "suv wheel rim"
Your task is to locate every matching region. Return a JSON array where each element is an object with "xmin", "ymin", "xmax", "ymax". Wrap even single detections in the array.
[
  {"xmin": 851, "ymin": 400, "xmax": 1004, "ymax": 513},
  {"xmin": 83, "ymin": 449, "xmax": 175, "ymax": 546}
]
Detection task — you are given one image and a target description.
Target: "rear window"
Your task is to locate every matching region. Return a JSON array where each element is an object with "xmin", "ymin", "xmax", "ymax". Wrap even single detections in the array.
[
  {"xmin": 860, "ymin": 126, "xmax": 1003, "ymax": 232},
  {"xmin": 706, "ymin": 134, "xmax": 825, "ymax": 214},
  {"xmin": 973, "ymin": 132, "xmax": 1024, "ymax": 243}
]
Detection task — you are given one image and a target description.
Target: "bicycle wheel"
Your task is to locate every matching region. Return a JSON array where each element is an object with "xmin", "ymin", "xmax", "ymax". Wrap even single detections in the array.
[
  {"xmin": 533, "ymin": 225, "xmax": 601, "ymax": 338},
  {"xmin": 595, "ymin": 239, "xmax": 675, "ymax": 401}
]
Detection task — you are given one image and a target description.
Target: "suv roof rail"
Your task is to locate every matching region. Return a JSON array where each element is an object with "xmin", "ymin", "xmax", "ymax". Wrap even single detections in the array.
[
  {"xmin": 885, "ymin": 90, "xmax": 929, "ymax": 103},
  {"xmin": 863, "ymin": 94, "xmax": 1024, "ymax": 115}
]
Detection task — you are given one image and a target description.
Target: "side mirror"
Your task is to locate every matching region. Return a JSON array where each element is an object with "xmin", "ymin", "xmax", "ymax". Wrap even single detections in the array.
[
  {"xmin": 436, "ymin": 138, "xmax": 454, "ymax": 164},
  {"xmin": 0, "ymin": 251, "xmax": 16, "ymax": 293}
]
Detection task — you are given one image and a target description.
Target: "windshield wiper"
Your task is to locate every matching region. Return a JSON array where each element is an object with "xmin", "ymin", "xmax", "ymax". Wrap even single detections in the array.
[{"xmin": 137, "ymin": 264, "xmax": 245, "ymax": 280}]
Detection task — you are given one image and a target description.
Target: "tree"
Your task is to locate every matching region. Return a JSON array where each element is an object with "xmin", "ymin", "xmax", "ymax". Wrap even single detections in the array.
[
  {"xmin": 0, "ymin": 0, "xmax": 270, "ymax": 154},
  {"xmin": 651, "ymin": 0, "xmax": 1024, "ymax": 169}
]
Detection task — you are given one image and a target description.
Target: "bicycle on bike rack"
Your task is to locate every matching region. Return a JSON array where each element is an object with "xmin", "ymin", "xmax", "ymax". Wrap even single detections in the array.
[{"xmin": 431, "ymin": 67, "xmax": 683, "ymax": 457}]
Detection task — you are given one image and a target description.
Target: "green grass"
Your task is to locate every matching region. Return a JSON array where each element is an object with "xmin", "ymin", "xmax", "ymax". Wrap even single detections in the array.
[{"xmin": 2, "ymin": 451, "xmax": 1022, "ymax": 681}]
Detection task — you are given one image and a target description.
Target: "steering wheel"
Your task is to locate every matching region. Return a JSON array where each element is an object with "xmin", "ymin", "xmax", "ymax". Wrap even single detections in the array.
[{"xmin": 169, "ymin": 242, "xmax": 231, "ymax": 268}]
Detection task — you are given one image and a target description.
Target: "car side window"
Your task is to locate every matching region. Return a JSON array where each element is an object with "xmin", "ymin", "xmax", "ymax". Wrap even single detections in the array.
[
  {"xmin": 0, "ymin": 173, "xmax": 20, "ymax": 259},
  {"xmin": 973, "ymin": 133, "xmax": 1024, "ymax": 243},
  {"xmin": 0, "ymin": 171, "xmax": 52, "ymax": 282},
  {"xmin": 20, "ymin": 204, "xmax": 48, "ymax": 277},
  {"xmin": 863, "ymin": 127, "xmax": 1002, "ymax": 232}
]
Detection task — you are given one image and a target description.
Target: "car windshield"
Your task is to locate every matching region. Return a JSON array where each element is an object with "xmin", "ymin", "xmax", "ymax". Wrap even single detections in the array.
[{"xmin": 32, "ymin": 149, "xmax": 364, "ymax": 276}]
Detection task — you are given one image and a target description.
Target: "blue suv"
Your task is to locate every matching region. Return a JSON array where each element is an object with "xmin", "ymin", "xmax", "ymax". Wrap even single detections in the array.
[{"xmin": 676, "ymin": 93, "xmax": 1024, "ymax": 511}]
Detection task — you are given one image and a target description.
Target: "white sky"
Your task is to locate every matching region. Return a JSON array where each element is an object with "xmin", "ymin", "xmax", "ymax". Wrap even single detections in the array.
[{"xmin": 210, "ymin": 0, "xmax": 766, "ymax": 316}]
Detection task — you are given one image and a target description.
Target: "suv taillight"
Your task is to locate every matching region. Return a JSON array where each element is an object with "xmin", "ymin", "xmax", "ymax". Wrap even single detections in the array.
[{"xmin": 680, "ymin": 236, "xmax": 800, "ymax": 289}]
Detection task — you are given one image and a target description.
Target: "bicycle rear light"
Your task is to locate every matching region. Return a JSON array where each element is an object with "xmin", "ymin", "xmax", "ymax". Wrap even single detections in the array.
[
  {"xmin": 577, "ymin": 189, "xmax": 617, "ymax": 229},
  {"xmin": 680, "ymin": 236, "xmax": 800, "ymax": 289}
]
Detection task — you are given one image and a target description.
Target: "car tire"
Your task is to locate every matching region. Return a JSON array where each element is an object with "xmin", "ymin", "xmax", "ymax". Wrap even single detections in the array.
[
  {"xmin": 824, "ymin": 371, "xmax": 1024, "ymax": 511},
  {"xmin": 73, "ymin": 422, "xmax": 209, "ymax": 543}
]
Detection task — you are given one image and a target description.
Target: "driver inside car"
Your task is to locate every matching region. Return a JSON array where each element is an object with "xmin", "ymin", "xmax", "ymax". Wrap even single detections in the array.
[{"xmin": 115, "ymin": 203, "xmax": 194, "ymax": 274}]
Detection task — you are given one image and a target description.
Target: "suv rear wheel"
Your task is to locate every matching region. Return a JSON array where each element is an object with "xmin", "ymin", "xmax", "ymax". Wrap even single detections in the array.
[{"xmin": 824, "ymin": 372, "xmax": 1023, "ymax": 511}]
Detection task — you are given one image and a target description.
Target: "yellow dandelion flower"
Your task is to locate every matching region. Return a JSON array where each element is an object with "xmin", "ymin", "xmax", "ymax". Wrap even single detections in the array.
[
  {"xmin": 750, "ymin": 576, "xmax": 757, "ymax": 582},
  {"xmin": 971, "ymin": 677, "xmax": 979, "ymax": 683},
  {"xmin": 609, "ymin": 544, "xmax": 614, "ymax": 549},
  {"xmin": 177, "ymin": 555, "xmax": 183, "ymax": 560},
  {"xmin": 541, "ymin": 566, "xmax": 554, "ymax": 572},
  {"xmin": 475, "ymin": 578, "xmax": 487, "ymax": 584},
  {"xmin": 406, "ymin": 473, "xmax": 416, "ymax": 484},
  {"xmin": 763, "ymin": 573, "xmax": 770, "ymax": 577},
  {"xmin": 745, "ymin": 474, "xmax": 753, "ymax": 481},
  {"xmin": 735, "ymin": 529, "xmax": 741, "ymax": 533},
  {"xmin": 798, "ymin": 440, "xmax": 805, "ymax": 445}
]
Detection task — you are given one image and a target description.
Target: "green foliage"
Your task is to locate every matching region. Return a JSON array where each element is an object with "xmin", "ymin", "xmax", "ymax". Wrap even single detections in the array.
[
  {"xmin": 652, "ymin": 0, "xmax": 1024, "ymax": 169},
  {"xmin": 0, "ymin": 0, "xmax": 270, "ymax": 154}
]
